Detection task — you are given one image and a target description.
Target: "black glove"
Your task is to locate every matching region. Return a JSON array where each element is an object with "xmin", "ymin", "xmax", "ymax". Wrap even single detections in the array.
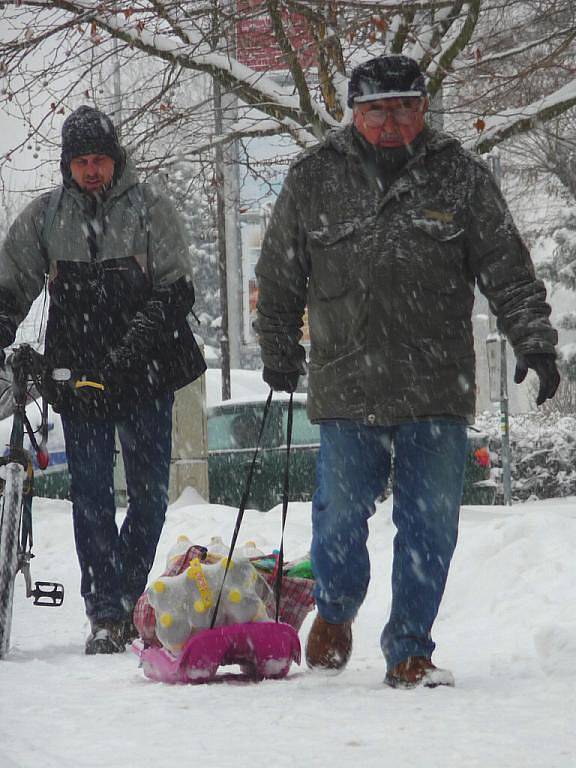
[
  {"xmin": 263, "ymin": 367, "xmax": 300, "ymax": 393},
  {"xmin": 514, "ymin": 353, "xmax": 560, "ymax": 406},
  {"xmin": 0, "ymin": 349, "xmax": 5, "ymax": 369}
]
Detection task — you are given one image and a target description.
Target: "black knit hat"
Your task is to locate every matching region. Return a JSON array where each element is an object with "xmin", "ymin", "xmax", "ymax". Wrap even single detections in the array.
[
  {"xmin": 60, "ymin": 105, "xmax": 125, "ymax": 180},
  {"xmin": 348, "ymin": 55, "xmax": 427, "ymax": 107}
]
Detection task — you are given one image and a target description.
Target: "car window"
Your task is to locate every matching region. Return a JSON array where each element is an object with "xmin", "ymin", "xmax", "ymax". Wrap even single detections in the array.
[
  {"xmin": 281, "ymin": 405, "xmax": 320, "ymax": 446},
  {"xmin": 207, "ymin": 412, "xmax": 235, "ymax": 451},
  {"xmin": 208, "ymin": 406, "xmax": 279, "ymax": 450}
]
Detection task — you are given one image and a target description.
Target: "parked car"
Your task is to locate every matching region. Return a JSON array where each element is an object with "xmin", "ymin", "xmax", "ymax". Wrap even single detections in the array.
[
  {"xmin": 0, "ymin": 404, "xmax": 70, "ymax": 499},
  {"xmin": 207, "ymin": 396, "xmax": 497, "ymax": 510},
  {"xmin": 1, "ymin": 395, "xmax": 496, "ymax": 508}
]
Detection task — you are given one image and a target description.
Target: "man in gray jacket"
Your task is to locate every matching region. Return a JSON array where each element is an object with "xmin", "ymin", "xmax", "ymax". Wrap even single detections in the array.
[
  {"xmin": 0, "ymin": 106, "xmax": 205, "ymax": 654},
  {"xmin": 255, "ymin": 56, "xmax": 559, "ymax": 687}
]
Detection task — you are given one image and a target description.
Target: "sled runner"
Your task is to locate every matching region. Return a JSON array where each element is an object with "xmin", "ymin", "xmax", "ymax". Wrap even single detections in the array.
[{"xmin": 133, "ymin": 392, "xmax": 312, "ymax": 684}]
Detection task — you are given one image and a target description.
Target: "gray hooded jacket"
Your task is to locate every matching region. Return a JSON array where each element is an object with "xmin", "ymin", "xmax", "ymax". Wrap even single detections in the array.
[
  {"xmin": 255, "ymin": 126, "xmax": 557, "ymax": 425},
  {"xmin": 0, "ymin": 162, "xmax": 206, "ymax": 415}
]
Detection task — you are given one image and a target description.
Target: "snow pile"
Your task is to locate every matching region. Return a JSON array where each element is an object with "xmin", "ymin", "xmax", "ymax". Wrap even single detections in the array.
[
  {"xmin": 534, "ymin": 622, "xmax": 576, "ymax": 676},
  {"xmin": 0, "ymin": 495, "xmax": 575, "ymax": 767}
]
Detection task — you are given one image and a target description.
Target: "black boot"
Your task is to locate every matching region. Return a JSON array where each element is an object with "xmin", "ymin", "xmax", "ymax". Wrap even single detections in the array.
[
  {"xmin": 121, "ymin": 619, "xmax": 139, "ymax": 645},
  {"xmin": 85, "ymin": 620, "xmax": 126, "ymax": 655}
]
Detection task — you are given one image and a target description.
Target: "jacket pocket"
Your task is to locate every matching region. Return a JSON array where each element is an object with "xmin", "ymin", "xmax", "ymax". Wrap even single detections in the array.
[
  {"xmin": 307, "ymin": 223, "xmax": 364, "ymax": 360},
  {"xmin": 308, "ymin": 223, "xmax": 356, "ymax": 300},
  {"xmin": 411, "ymin": 218, "xmax": 467, "ymax": 293}
]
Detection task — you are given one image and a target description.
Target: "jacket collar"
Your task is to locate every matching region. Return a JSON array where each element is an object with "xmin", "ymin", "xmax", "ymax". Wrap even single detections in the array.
[{"xmin": 324, "ymin": 125, "xmax": 458, "ymax": 208}]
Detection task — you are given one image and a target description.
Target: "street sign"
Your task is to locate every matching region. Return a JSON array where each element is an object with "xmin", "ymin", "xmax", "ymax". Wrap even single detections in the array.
[
  {"xmin": 486, "ymin": 332, "xmax": 503, "ymax": 403},
  {"xmin": 235, "ymin": 0, "xmax": 317, "ymax": 71}
]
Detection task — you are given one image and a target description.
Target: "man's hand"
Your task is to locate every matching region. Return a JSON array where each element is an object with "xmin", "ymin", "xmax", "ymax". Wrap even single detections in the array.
[
  {"xmin": 263, "ymin": 367, "xmax": 300, "ymax": 393},
  {"xmin": 514, "ymin": 353, "xmax": 560, "ymax": 406},
  {"xmin": 101, "ymin": 347, "xmax": 136, "ymax": 386}
]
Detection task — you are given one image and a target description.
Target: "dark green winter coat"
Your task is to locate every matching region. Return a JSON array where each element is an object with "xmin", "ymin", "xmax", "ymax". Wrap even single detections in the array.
[
  {"xmin": 254, "ymin": 126, "xmax": 557, "ymax": 425},
  {"xmin": 0, "ymin": 163, "xmax": 206, "ymax": 417}
]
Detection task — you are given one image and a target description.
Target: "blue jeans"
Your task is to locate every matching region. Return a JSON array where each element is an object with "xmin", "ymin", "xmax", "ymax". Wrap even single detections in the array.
[
  {"xmin": 62, "ymin": 393, "xmax": 173, "ymax": 624},
  {"xmin": 311, "ymin": 419, "xmax": 467, "ymax": 670}
]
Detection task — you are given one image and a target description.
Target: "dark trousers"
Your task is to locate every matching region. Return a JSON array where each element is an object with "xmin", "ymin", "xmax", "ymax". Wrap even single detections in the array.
[{"xmin": 62, "ymin": 393, "xmax": 173, "ymax": 624}]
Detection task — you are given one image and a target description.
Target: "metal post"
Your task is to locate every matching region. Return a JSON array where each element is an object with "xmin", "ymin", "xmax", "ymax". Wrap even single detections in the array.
[
  {"xmin": 212, "ymin": 0, "xmax": 242, "ymax": 396},
  {"xmin": 211, "ymin": 0, "xmax": 238, "ymax": 399},
  {"xmin": 220, "ymin": 0, "xmax": 242, "ymax": 369},
  {"xmin": 213, "ymin": 77, "xmax": 232, "ymax": 401},
  {"xmin": 221, "ymin": 93, "xmax": 243, "ymax": 369},
  {"xmin": 112, "ymin": 38, "xmax": 122, "ymax": 133},
  {"xmin": 487, "ymin": 154, "xmax": 512, "ymax": 505},
  {"xmin": 428, "ymin": 86, "xmax": 444, "ymax": 132},
  {"xmin": 500, "ymin": 337, "xmax": 512, "ymax": 504}
]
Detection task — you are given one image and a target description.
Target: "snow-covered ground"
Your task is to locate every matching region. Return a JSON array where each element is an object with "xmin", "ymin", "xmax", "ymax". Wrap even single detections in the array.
[{"xmin": 1, "ymin": 491, "xmax": 575, "ymax": 768}]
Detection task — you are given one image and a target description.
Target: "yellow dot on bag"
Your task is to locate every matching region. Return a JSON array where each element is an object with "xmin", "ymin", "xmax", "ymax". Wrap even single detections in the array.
[
  {"xmin": 228, "ymin": 589, "xmax": 242, "ymax": 604},
  {"xmin": 177, "ymin": 535, "xmax": 190, "ymax": 543},
  {"xmin": 159, "ymin": 612, "xmax": 173, "ymax": 628},
  {"xmin": 152, "ymin": 580, "xmax": 166, "ymax": 593},
  {"xmin": 221, "ymin": 557, "xmax": 234, "ymax": 570},
  {"xmin": 194, "ymin": 599, "xmax": 207, "ymax": 613}
]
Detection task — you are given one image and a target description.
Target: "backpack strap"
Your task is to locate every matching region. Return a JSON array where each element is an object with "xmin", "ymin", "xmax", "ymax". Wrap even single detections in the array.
[
  {"xmin": 127, "ymin": 184, "xmax": 153, "ymax": 284},
  {"xmin": 40, "ymin": 185, "xmax": 64, "ymax": 268}
]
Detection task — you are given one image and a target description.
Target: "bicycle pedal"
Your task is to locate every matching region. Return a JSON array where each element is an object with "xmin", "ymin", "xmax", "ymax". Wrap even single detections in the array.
[{"xmin": 31, "ymin": 581, "xmax": 64, "ymax": 607}]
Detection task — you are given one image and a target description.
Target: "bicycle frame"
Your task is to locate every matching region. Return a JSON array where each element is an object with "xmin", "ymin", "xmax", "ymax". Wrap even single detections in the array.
[{"xmin": 0, "ymin": 345, "xmax": 64, "ymax": 659}]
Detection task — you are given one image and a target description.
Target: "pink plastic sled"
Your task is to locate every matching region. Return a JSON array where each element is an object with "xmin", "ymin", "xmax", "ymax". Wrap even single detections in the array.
[{"xmin": 132, "ymin": 621, "xmax": 301, "ymax": 684}]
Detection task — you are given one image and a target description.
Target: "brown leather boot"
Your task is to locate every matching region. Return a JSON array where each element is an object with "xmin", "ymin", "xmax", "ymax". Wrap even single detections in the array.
[
  {"xmin": 305, "ymin": 615, "xmax": 352, "ymax": 672},
  {"xmin": 384, "ymin": 656, "xmax": 455, "ymax": 689}
]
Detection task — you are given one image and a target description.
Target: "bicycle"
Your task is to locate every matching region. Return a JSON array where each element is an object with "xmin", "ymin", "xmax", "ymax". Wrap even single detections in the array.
[{"xmin": 0, "ymin": 344, "xmax": 67, "ymax": 658}]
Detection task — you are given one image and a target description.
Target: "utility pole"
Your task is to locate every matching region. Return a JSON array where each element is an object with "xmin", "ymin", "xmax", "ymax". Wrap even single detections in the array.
[
  {"xmin": 213, "ymin": 77, "xmax": 232, "ymax": 401},
  {"xmin": 486, "ymin": 154, "xmax": 512, "ymax": 505},
  {"xmin": 111, "ymin": 38, "xmax": 122, "ymax": 133},
  {"xmin": 221, "ymin": 0, "xmax": 242, "ymax": 371},
  {"xmin": 428, "ymin": 87, "xmax": 444, "ymax": 132},
  {"xmin": 212, "ymin": 0, "xmax": 242, "ymax": 399},
  {"xmin": 428, "ymin": 7, "xmax": 444, "ymax": 133},
  {"xmin": 221, "ymin": 90, "xmax": 243, "ymax": 371}
]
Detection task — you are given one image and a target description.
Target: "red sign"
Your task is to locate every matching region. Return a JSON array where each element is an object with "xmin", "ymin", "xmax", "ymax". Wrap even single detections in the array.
[{"xmin": 235, "ymin": 0, "xmax": 317, "ymax": 71}]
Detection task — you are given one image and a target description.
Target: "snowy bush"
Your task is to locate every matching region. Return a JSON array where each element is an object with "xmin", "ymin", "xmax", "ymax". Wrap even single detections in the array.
[{"xmin": 475, "ymin": 411, "xmax": 576, "ymax": 501}]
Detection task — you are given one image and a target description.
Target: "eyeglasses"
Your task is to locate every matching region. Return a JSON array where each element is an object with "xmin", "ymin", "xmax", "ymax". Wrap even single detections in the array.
[{"xmin": 360, "ymin": 100, "xmax": 424, "ymax": 127}]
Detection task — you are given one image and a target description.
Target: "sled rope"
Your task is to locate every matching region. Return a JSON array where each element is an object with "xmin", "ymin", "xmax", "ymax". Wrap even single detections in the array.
[
  {"xmin": 210, "ymin": 391, "xmax": 294, "ymax": 629},
  {"xmin": 274, "ymin": 392, "xmax": 293, "ymax": 622}
]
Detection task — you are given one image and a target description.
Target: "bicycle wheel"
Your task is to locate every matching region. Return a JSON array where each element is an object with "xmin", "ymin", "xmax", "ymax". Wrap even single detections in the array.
[{"xmin": 0, "ymin": 462, "xmax": 26, "ymax": 658}]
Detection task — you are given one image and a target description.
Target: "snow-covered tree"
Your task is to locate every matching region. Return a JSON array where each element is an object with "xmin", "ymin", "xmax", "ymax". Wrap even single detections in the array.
[
  {"xmin": 536, "ymin": 215, "xmax": 576, "ymax": 380},
  {"xmin": 477, "ymin": 411, "xmax": 576, "ymax": 499},
  {"xmin": 3, "ymin": 0, "xmax": 576, "ymax": 379},
  {"xmin": 2, "ymin": 0, "xmax": 576, "ymax": 187},
  {"xmin": 155, "ymin": 163, "xmax": 221, "ymax": 362}
]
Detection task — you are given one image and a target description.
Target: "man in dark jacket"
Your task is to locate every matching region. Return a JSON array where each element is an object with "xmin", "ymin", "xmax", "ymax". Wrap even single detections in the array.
[
  {"xmin": 0, "ymin": 106, "xmax": 206, "ymax": 654},
  {"xmin": 254, "ymin": 56, "xmax": 559, "ymax": 688}
]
